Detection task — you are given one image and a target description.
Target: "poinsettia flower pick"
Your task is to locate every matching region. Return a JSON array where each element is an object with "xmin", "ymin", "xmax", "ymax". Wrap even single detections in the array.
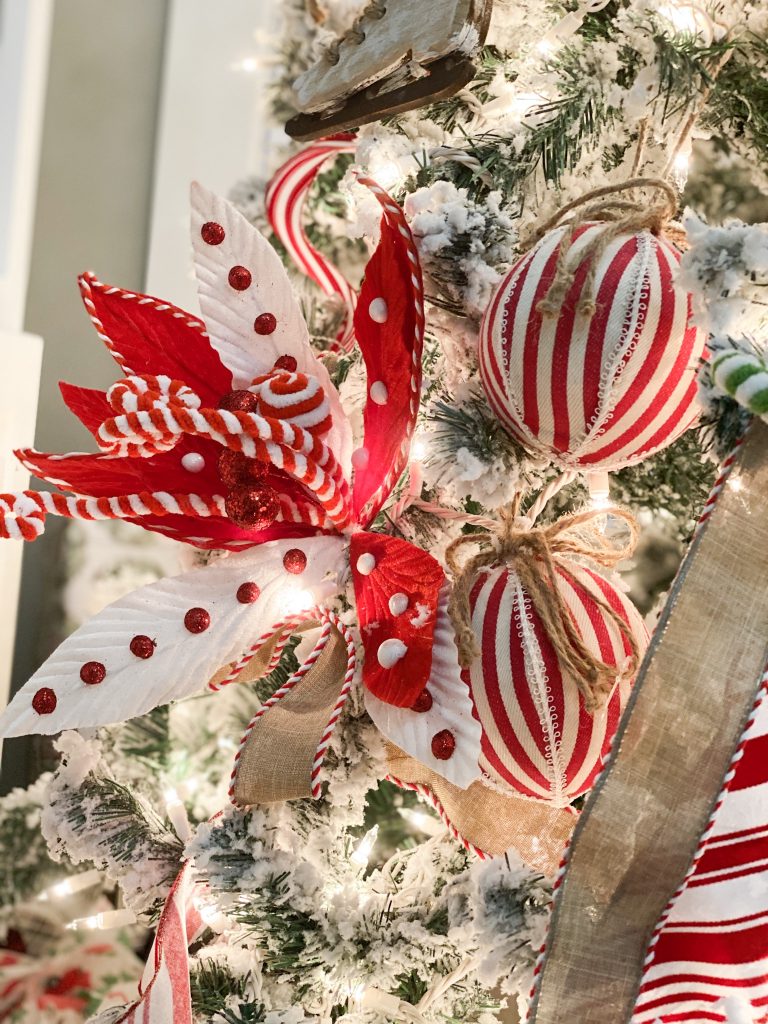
[{"xmin": 0, "ymin": 178, "xmax": 482, "ymax": 804}]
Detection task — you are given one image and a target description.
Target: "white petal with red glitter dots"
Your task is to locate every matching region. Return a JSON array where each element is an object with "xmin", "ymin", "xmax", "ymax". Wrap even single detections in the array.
[
  {"xmin": 0, "ymin": 536, "xmax": 346, "ymax": 738},
  {"xmin": 365, "ymin": 587, "xmax": 482, "ymax": 789},
  {"xmin": 190, "ymin": 182, "xmax": 351, "ymax": 475}
]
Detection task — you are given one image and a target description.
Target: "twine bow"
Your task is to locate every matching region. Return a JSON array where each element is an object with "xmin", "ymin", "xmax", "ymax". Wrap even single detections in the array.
[
  {"xmin": 525, "ymin": 177, "xmax": 681, "ymax": 318},
  {"xmin": 446, "ymin": 500, "xmax": 640, "ymax": 712}
]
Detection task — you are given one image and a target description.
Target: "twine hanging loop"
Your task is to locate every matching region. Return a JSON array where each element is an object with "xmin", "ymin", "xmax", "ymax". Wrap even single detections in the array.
[
  {"xmin": 446, "ymin": 500, "xmax": 640, "ymax": 712},
  {"xmin": 524, "ymin": 177, "xmax": 681, "ymax": 318}
]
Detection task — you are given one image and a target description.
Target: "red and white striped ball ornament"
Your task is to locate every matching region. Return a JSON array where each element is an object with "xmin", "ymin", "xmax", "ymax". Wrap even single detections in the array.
[
  {"xmin": 479, "ymin": 223, "xmax": 707, "ymax": 470},
  {"xmin": 467, "ymin": 558, "xmax": 648, "ymax": 806}
]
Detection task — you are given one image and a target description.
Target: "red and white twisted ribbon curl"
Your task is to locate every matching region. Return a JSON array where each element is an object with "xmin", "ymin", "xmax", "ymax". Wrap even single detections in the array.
[{"xmin": 98, "ymin": 375, "xmax": 352, "ymax": 528}]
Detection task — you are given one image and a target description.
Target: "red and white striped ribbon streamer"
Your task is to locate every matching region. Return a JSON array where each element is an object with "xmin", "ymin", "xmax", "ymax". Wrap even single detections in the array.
[
  {"xmin": 266, "ymin": 135, "xmax": 358, "ymax": 352},
  {"xmin": 117, "ymin": 863, "xmax": 203, "ymax": 1024},
  {"xmin": 0, "ymin": 489, "xmax": 228, "ymax": 541}
]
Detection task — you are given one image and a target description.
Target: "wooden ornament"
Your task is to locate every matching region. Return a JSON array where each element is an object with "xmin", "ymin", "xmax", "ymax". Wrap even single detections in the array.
[{"xmin": 286, "ymin": 0, "xmax": 494, "ymax": 140}]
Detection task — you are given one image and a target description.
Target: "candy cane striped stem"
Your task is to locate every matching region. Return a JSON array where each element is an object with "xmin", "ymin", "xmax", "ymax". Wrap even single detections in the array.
[
  {"xmin": 310, "ymin": 610, "xmax": 356, "ymax": 798},
  {"xmin": 209, "ymin": 616, "xmax": 308, "ymax": 693},
  {"xmin": 266, "ymin": 135, "xmax": 358, "ymax": 352},
  {"xmin": 0, "ymin": 489, "xmax": 227, "ymax": 541},
  {"xmin": 99, "ymin": 393, "xmax": 352, "ymax": 528}
]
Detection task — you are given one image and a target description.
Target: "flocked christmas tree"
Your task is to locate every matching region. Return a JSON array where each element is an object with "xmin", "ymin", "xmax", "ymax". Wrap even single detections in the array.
[{"xmin": 0, "ymin": 1, "xmax": 767, "ymax": 1022}]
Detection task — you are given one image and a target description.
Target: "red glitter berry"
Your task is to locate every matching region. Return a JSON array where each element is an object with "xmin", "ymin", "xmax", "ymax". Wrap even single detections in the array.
[
  {"xmin": 273, "ymin": 354, "xmax": 297, "ymax": 373},
  {"xmin": 283, "ymin": 548, "xmax": 307, "ymax": 574},
  {"xmin": 225, "ymin": 484, "xmax": 280, "ymax": 531},
  {"xmin": 254, "ymin": 312, "xmax": 278, "ymax": 335},
  {"xmin": 217, "ymin": 449, "xmax": 267, "ymax": 488},
  {"xmin": 236, "ymin": 581, "xmax": 261, "ymax": 604},
  {"xmin": 130, "ymin": 635, "xmax": 156, "ymax": 659},
  {"xmin": 184, "ymin": 607, "xmax": 211, "ymax": 633},
  {"xmin": 431, "ymin": 729, "xmax": 456, "ymax": 760},
  {"xmin": 218, "ymin": 390, "xmax": 260, "ymax": 414},
  {"xmin": 32, "ymin": 687, "xmax": 57, "ymax": 715},
  {"xmin": 411, "ymin": 688, "xmax": 433, "ymax": 713},
  {"xmin": 228, "ymin": 265, "xmax": 252, "ymax": 291},
  {"xmin": 200, "ymin": 221, "xmax": 225, "ymax": 245},
  {"xmin": 80, "ymin": 661, "xmax": 106, "ymax": 685}
]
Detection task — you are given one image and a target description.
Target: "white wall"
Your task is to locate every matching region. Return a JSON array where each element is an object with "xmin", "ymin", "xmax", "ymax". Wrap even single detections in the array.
[{"xmin": 3, "ymin": 0, "xmax": 169, "ymax": 792}]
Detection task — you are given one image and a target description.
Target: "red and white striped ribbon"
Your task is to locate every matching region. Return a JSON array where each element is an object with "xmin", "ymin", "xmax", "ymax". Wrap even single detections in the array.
[
  {"xmin": 266, "ymin": 135, "xmax": 358, "ymax": 352},
  {"xmin": 228, "ymin": 608, "xmax": 356, "ymax": 805}
]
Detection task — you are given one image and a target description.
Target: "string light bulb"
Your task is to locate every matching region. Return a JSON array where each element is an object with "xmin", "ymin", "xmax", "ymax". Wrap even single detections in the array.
[
  {"xmin": 66, "ymin": 908, "xmax": 136, "ymax": 931},
  {"xmin": 350, "ymin": 825, "xmax": 378, "ymax": 868},
  {"xmin": 586, "ymin": 470, "xmax": 612, "ymax": 511},
  {"xmin": 163, "ymin": 786, "xmax": 191, "ymax": 842},
  {"xmin": 38, "ymin": 868, "xmax": 102, "ymax": 902}
]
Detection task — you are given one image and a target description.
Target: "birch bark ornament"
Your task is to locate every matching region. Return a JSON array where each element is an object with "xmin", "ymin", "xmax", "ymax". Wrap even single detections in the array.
[
  {"xmin": 446, "ymin": 503, "xmax": 648, "ymax": 806},
  {"xmin": 479, "ymin": 179, "xmax": 707, "ymax": 471},
  {"xmin": 285, "ymin": 0, "xmax": 494, "ymax": 140}
]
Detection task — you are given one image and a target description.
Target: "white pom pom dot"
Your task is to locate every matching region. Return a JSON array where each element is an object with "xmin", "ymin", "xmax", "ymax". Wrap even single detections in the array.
[
  {"xmin": 181, "ymin": 452, "xmax": 206, "ymax": 473},
  {"xmin": 351, "ymin": 447, "xmax": 369, "ymax": 470},
  {"xmin": 377, "ymin": 638, "xmax": 408, "ymax": 669},
  {"xmin": 356, "ymin": 553, "xmax": 376, "ymax": 576},
  {"xmin": 370, "ymin": 381, "xmax": 388, "ymax": 405},
  {"xmin": 368, "ymin": 298, "xmax": 389, "ymax": 324},
  {"xmin": 388, "ymin": 593, "xmax": 409, "ymax": 616}
]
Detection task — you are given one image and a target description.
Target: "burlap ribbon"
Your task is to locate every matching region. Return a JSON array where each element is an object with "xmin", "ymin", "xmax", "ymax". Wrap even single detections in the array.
[
  {"xmin": 387, "ymin": 744, "xmax": 577, "ymax": 875},
  {"xmin": 528, "ymin": 420, "xmax": 768, "ymax": 1023},
  {"xmin": 228, "ymin": 620, "xmax": 352, "ymax": 806}
]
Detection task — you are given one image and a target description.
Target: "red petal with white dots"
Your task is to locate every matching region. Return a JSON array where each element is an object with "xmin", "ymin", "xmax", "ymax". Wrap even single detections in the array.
[
  {"xmin": 0, "ymin": 536, "xmax": 347, "ymax": 738},
  {"xmin": 351, "ymin": 532, "xmax": 444, "ymax": 708},
  {"xmin": 351, "ymin": 181, "xmax": 425, "ymax": 526},
  {"xmin": 365, "ymin": 585, "xmax": 482, "ymax": 789}
]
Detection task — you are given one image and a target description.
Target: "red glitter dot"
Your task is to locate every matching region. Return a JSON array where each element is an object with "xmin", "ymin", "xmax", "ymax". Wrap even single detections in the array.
[
  {"xmin": 200, "ymin": 221, "xmax": 225, "ymax": 245},
  {"xmin": 32, "ymin": 687, "xmax": 57, "ymax": 715},
  {"xmin": 225, "ymin": 485, "xmax": 280, "ymax": 530},
  {"xmin": 283, "ymin": 548, "xmax": 307, "ymax": 574},
  {"xmin": 431, "ymin": 729, "xmax": 455, "ymax": 760},
  {"xmin": 411, "ymin": 688, "xmax": 433, "ymax": 713},
  {"xmin": 130, "ymin": 635, "xmax": 156, "ymax": 659},
  {"xmin": 80, "ymin": 661, "xmax": 106, "ymax": 685},
  {"xmin": 236, "ymin": 582, "xmax": 261, "ymax": 604},
  {"xmin": 273, "ymin": 354, "xmax": 298, "ymax": 373},
  {"xmin": 184, "ymin": 607, "xmax": 210, "ymax": 633},
  {"xmin": 218, "ymin": 390, "xmax": 260, "ymax": 414},
  {"xmin": 254, "ymin": 312, "xmax": 278, "ymax": 335},
  {"xmin": 217, "ymin": 449, "xmax": 267, "ymax": 488},
  {"xmin": 228, "ymin": 265, "xmax": 252, "ymax": 291}
]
